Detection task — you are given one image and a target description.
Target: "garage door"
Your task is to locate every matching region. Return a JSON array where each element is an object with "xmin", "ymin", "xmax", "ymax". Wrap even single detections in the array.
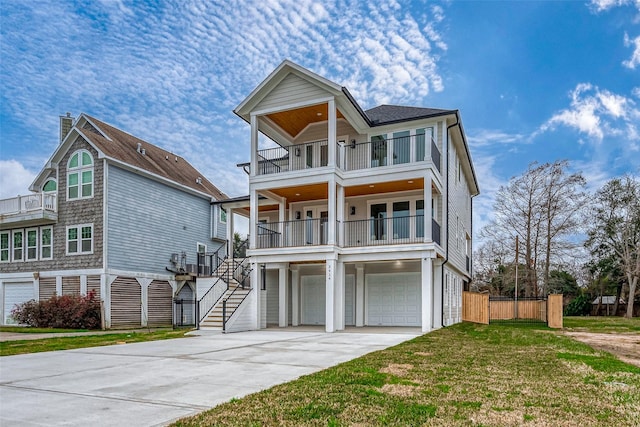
[
  {"xmin": 367, "ymin": 273, "xmax": 421, "ymax": 326},
  {"xmin": 4, "ymin": 282, "xmax": 35, "ymax": 324},
  {"xmin": 301, "ymin": 275, "xmax": 325, "ymax": 325}
]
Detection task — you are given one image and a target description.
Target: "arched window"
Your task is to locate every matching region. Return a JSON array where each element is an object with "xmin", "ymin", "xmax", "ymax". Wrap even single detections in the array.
[
  {"xmin": 67, "ymin": 150, "xmax": 93, "ymax": 199},
  {"xmin": 43, "ymin": 179, "xmax": 57, "ymax": 193}
]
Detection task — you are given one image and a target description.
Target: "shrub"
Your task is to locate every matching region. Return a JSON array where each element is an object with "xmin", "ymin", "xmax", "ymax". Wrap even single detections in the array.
[
  {"xmin": 564, "ymin": 294, "xmax": 592, "ymax": 316},
  {"xmin": 11, "ymin": 291, "xmax": 101, "ymax": 329}
]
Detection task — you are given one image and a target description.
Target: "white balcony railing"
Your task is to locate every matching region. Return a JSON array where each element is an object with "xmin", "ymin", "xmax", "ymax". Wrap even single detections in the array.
[
  {"xmin": 0, "ymin": 193, "xmax": 57, "ymax": 216},
  {"xmin": 254, "ymin": 134, "xmax": 441, "ymax": 176}
]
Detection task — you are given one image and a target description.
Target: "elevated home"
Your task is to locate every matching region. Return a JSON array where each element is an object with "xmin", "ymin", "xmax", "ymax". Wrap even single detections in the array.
[
  {"xmin": 0, "ymin": 114, "xmax": 228, "ymax": 327},
  {"xmin": 215, "ymin": 60, "xmax": 479, "ymax": 333}
]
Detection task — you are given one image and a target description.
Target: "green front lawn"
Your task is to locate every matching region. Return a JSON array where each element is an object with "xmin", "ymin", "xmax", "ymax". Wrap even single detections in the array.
[
  {"xmin": 564, "ymin": 316, "xmax": 640, "ymax": 333},
  {"xmin": 0, "ymin": 329, "xmax": 191, "ymax": 356},
  {"xmin": 173, "ymin": 322, "xmax": 640, "ymax": 426},
  {"xmin": 0, "ymin": 326, "xmax": 90, "ymax": 333}
]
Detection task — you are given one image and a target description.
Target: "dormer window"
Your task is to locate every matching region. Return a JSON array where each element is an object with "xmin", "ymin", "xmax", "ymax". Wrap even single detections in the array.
[
  {"xmin": 67, "ymin": 150, "xmax": 93, "ymax": 200},
  {"xmin": 43, "ymin": 179, "xmax": 57, "ymax": 193}
]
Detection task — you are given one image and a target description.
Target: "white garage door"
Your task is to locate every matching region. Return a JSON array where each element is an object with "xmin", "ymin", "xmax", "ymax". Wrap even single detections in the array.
[
  {"xmin": 301, "ymin": 275, "xmax": 325, "ymax": 325},
  {"xmin": 4, "ymin": 282, "xmax": 35, "ymax": 325},
  {"xmin": 367, "ymin": 273, "xmax": 421, "ymax": 326}
]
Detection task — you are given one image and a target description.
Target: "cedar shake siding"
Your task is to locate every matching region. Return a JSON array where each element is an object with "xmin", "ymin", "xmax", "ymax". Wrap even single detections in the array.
[{"xmin": 0, "ymin": 135, "xmax": 103, "ymax": 274}]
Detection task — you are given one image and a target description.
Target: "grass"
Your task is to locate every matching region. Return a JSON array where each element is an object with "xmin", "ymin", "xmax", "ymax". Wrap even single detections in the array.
[
  {"xmin": 172, "ymin": 322, "xmax": 640, "ymax": 427},
  {"xmin": 564, "ymin": 316, "xmax": 640, "ymax": 333},
  {"xmin": 0, "ymin": 326, "xmax": 90, "ymax": 333},
  {"xmin": 0, "ymin": 329, "xmax": 191, "ymax": 356}
]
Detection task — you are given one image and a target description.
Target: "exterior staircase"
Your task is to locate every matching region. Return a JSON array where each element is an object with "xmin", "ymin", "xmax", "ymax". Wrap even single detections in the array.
[{"xmin": 199, "ymin": 283, "xmax": 251, "ymax": 329}]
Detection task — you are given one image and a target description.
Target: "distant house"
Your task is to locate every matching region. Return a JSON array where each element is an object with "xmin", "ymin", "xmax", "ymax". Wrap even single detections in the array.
[
  {"xmin": 591, "ymin": 296, "xmax": 625, "ymax": 316},
  {"xmin": 0, "ymin": 113, "xmax": 228, "ymax": 327},
  {"xmin": 200, "ymin": 60, "xmax": 479, "ymax": 333}
]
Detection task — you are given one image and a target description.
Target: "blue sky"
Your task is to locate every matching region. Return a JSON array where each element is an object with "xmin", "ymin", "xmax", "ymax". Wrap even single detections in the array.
[{"xmin": 1, "ymin": 0, "xmax": 639, "ymax": 235}]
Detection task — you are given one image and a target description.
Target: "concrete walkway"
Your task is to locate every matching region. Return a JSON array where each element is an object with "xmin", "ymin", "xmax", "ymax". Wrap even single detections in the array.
[{"xmin": 0, "ymin": 329, "xmax": 420, "ymax": 426}]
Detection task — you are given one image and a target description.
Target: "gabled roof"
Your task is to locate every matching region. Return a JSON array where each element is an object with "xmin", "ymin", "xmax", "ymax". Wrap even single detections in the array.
[
  {"xmin": 365, "ymin": 105, "xmax": 456, "ymax": 126},
  {"xmin": 31, "ymin": 114, "xmax": 227, "ymax": 201}
]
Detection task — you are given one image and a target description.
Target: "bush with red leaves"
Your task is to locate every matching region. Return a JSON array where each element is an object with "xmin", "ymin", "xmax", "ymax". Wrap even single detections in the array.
[{"xmin": 11, "ymin": 291, "xmax": 101, "ymax": 329}]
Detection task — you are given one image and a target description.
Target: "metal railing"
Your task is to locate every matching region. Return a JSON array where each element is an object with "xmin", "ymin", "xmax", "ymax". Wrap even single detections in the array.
[
  {"xmin": 195, "ymin": 245, "xmax": 226, "ymax": 277},
  {"xmin": 253, "ymin": 135, "xmax": 442, "ymax": 175},
  {"xmin": 341, "ymin": 134, "xmax": 441, "ymax": 172},
  {"xmin": 343, "ymin": 215, "xmax": 426, "ymax": 247},
  {"xmin": 256, "ymin": 140, "xmax": 329, "ymax": 175},
  {"xmin": 257, "ymin": 218, "xmax": 329, "ymax": 248},
  {"xmin": 0, "ymin": 193, "xmax": 57, "ymax": 215}
]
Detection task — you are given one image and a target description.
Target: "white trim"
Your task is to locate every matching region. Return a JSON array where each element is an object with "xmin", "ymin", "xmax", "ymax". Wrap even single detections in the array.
[
  {"xmin": 252, "ymin": 96, "xmax": 335, "ymax": 119},
  {"xmin": 67, "ymin": 149, "xmax": 94, "ymax": 201},
  {"xmin": 11, "ymin": 229, "xmax": 24, "ymax": 262},
  {"xmin": 66, "ymin": 223, "xmax": 94, "ymax": 255},
  {"xmin": 0, "ymin": 230, "xmax": 9, "ymax": 263},
  {"xmin": 40, "ymin": 226, "xmax": 53, "ymax": 260},
  {"xmin": 25, "ymin": 227, "xmax": 39, "ymax": 261}
]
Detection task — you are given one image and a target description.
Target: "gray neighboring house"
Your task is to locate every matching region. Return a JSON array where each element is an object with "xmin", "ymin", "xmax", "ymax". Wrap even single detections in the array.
[{"xmin": 0, "ymin": 113, "xmax": 228, "ymax": 327}]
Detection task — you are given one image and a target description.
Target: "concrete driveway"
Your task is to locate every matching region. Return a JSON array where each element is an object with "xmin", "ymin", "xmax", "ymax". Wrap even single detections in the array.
[{"xmin": 0, "ymin": 328, "xmax": 419, "ymax": 426}]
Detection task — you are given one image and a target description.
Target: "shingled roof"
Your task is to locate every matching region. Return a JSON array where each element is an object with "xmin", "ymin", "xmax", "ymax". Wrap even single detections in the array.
[
  {"xmin": 81, "ymin": 115, "xmax": 227, "ymax": 200},
  {"xmin": 364, "ymin": 105, "xmax": 455, "ymax": 126}
]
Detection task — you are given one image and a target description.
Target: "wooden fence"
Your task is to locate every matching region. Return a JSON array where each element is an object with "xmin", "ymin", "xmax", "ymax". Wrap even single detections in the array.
[{"xmin": 462, "ymin": 292, "xmax": 563, "ymax": 328}]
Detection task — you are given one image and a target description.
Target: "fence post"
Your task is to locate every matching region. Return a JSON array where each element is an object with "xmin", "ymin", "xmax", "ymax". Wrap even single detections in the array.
[{"xmin": 547, "ymin": 294, "xmax": 563, "ymax": 329}]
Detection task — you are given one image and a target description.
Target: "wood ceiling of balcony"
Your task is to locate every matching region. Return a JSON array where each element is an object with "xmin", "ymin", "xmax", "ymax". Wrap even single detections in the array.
[
  {"xmin": 266, "ymin": 104, "xmax": 345, "ymax": 138},
  {"xmin": 345, "ymin": 178, "xmax": 425, "ymax": 197},
  {"xmin": 257, "ymin": 178, "xmax": 428, "ymax": 210}
]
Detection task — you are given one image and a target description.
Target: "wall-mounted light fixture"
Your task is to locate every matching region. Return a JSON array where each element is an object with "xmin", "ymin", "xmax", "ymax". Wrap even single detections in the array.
[
  {"xmin": 295, "ymin": 211, "xmax": 301, "ymax": 220},
  {"xmin": 350, "ymin": 206, "xmax": 356, "ymax": 215},
  {"xmin": 350, "ymin": 139, "xmax": 356, "ymax": 149},
  {"xmin": 294, "ymin": 147, "xmax": 301, "ymax": 157}
]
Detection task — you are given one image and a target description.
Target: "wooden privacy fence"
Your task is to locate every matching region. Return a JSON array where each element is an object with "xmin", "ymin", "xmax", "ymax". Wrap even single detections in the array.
[{"xmin": 462, "ymin": 292, "xmax": 563, "ymax": 328}]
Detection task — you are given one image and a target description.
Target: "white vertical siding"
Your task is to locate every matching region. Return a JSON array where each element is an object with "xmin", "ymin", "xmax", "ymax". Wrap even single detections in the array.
[{"xmin": 256, "ymin": 73, "xmax": 328, "ymax": 112}]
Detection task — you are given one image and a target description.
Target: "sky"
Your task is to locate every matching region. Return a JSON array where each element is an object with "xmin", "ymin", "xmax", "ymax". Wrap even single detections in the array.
[{"xmin": 1, "ymin": 0, "xmax": 639, "ymax": 238}]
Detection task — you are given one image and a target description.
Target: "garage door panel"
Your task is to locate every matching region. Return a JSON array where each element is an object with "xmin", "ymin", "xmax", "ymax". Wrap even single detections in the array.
[
  {"xmin": 4, "ymin": 282, "xmax": 35, "ymax": 325},
  {"xmin": 367, "ymin": 273, "xmax": 420, "ymax": 327}
]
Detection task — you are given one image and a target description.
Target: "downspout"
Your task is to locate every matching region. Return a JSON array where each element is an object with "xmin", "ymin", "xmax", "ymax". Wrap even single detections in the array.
[{"xmin": 442, "ymin": 114, "xmax": 459, "ymax": 327}]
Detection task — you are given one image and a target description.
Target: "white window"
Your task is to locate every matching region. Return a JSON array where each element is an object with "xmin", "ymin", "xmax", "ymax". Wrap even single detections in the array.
[
  {"xmin": 12, "ymin": 229, "xmax": 24, "ymax": 261},
  {"xmin": 0, "ymin": 231, "xmax": 9, "ymax": 262},
  {"xmin": 219, "ymin": 206, "xmax": 227, "ymax": 224},
  {"xmin": 67, "ymin": 150, "xmax": 93, "ymax": 200},
  {"xmin": 197, "ymin": 242, "xmax": 207, "ymax": 254},
  {"xmin": 67, "ymin": 224, "xmax": 93, "ymax": 255},
  {"xmin": 41, "ymin": 227, "xmax": 53, "ymax": 260},
  {"xmin": 26, "ymin": 228, "xmax": 38, "ymax": 261},
  {"xmin": 43, "ymin": 179, "xmax": 57, "ymax": 193}
]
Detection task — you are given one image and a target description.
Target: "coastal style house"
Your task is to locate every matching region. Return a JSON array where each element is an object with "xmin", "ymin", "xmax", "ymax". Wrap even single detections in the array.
[
  {"xmin": 0, "ymin": 114, "xmax": 228, "ymax": 327},
  {"xmin": 212, "ymin": 60, "xmax": 479, "ymax": 333}
]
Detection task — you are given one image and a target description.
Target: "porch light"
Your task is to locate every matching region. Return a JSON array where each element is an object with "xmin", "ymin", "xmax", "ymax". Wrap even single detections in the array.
[
  {"xmin": 350, "ymin": 139, "xmax": 356, "ymax": 148},
  {"xmin": 295, "ymin": 147, "xmax": 300, "ymax": 157},
  {"xmin": 350, "ymin": 206, "xmax": 356, "ymax": 215},
  {"xmin": 296, "ymin": 211, "xmax": 301, "ymax": 219}
]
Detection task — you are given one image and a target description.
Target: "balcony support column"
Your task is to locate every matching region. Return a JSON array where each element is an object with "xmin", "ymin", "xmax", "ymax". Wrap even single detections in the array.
[
  {"xmin": 325, "ymin": 257, "xmax": 336, "ymax": 333},
  {"xmin": 432, "ymin": 259, "xmax": 444, "ymax": 329},
  {"xmin": 328, "ymin": 177, "xmax": 336, "ymax": 245},
  {"xmin": 421, "ymin": 255, "xmax": 433, "ymax": 333},
  {"xmin": 328, "ymin": 98, "xmax": 336, "ymax": 167},
  {"xmin": 336, "ymin": 183, "xmax": 344, "ymax": 247},
  {"xmin": 249, "ymin": 189, "xmax": 258, "ymax": 249},
  {"xmin": 278, "ymin": 198, "xmax": 286, "ymax": 246},
  {"xmin": 425, "ymin": 173, "xmax": 433, "ymax": 243},
  {"xmin": 250, "ymin": 114, "xmax": 258, "ymax": 177}
]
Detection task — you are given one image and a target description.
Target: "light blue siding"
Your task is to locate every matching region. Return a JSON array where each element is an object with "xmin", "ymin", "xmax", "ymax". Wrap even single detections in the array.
[{"xmin": 106, "ymin": 165, "xmax": 214, "ymax": 274}]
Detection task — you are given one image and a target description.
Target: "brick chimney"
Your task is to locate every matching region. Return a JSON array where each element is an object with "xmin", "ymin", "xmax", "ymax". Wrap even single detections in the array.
[{"xmin": 59, "ymin": 112, "xmax": 75, "ymax": 143}]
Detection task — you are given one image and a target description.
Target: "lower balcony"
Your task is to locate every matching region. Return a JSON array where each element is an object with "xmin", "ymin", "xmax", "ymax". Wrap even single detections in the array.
[
  {"xmin": 255, "ymin": 216, "xmax": 441, "ymax": 249},
  {"xmin": 0, "ymin": 193, "xmax": 57, "ymax": 229}
]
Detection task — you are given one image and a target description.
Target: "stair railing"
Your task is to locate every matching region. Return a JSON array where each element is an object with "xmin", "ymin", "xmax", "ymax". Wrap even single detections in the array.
[
  {"xmin": 222, "ymin": 257, "xmax": 253, "ymax": 331},
  {"xmin": 196, "ymin": 258, "xmax": 233, "ymax": 329}
]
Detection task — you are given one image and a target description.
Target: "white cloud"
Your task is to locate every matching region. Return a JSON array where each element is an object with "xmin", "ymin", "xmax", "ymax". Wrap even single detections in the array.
[
  {"xmin": 623, "ymin": 33, "xmax": 640, "ymax": 69},
  {"xmin": 0, "ymin": 160, "xmax": 36, "ymax": 199},
  {"xmin": 589, "ymin": 0, "xmax": 639, "ymax": 12},
  {"xmin": 540, "ymin": 83, "xmax": 639, "ymax": 141},
  {"xmin": 467, "ymin": 130, "xmax": 527, "ymax": 148}
]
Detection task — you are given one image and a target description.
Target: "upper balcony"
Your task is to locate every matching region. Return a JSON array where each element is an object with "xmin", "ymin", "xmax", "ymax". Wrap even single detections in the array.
[
  {"xmin": 254, "ymin": 133, "xmax": 441, "ymax": 177},
  {"xmin": 0, "ymin": 193, "xmax": 58, "ymax": 230}
]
